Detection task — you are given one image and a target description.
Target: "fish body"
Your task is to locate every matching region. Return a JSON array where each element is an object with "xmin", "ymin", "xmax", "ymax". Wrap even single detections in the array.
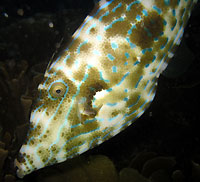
[{"xmin": 15, "ymin": 0, "xmax": 197, "ymax": 178}]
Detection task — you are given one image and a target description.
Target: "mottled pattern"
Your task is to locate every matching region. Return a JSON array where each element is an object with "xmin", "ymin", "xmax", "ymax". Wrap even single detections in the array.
[{"xmin": 15, "ymin": 0, "xmax": 197, "ymax": 178}]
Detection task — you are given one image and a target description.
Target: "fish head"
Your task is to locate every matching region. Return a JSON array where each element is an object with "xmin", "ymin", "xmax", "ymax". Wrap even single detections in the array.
[{"xmin": 14, "ymin": 64, "xmax": 101, "ymax": 178}]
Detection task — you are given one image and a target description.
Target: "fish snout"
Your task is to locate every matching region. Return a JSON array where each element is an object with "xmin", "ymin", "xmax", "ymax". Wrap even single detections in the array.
[{"xmin": 14, "ymin": 156, "xmax": 26, "ymax": 178}]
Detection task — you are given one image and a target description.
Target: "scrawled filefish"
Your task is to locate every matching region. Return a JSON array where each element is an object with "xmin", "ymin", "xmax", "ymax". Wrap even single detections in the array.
[{"xmin": 15, "ymin": 0, "xmax": 197, "ymax": 178}]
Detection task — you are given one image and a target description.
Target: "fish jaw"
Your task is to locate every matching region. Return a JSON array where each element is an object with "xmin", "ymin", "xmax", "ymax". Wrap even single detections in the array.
[
  {"xmin": 14, "ymin": 106, "xmax": 75, "ymax": 178},
  {"xmin": 14, "ymin": 72, "xmax": 79, "ymax": 177},
  {"xmin": 14, "ymin": 158, "xmax": 26, "ymax": 178},
  {"xmin": 14, "ymin": 111, "xmax": 58, "ymax": 178},
  {"xmin": 14, "ymin": 144, "xmax": 45, "ymax": 178}
]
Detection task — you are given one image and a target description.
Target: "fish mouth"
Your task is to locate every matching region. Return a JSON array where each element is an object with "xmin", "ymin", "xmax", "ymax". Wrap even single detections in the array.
[{"xmin": 14, "ymin": 158, "xmax": 26, "ymax": 178}]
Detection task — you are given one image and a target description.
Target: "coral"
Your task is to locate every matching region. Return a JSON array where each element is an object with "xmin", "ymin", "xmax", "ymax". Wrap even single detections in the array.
[
  {"xmin": 118, "ymin": 151, "xmax": 200, "ymax": 182},
  {"xmin": 0, "ymin": 132, "xmax": 14, "ymax": 181},
  {"xmin": 0, "ymin": 59, "xmax": 45, "ymax": 134},
  {"xmin": 4, "ymin": 174, "xmax": 16, "ymax": 182},
  {"xmin": 36, "ymin": 155, "xmax": 118, "ymax": 182},
  {"xmin": 192, "ymin": 161, "xmax": 200, "ymax": 182},
  {"xmin": 120, "ymin": 152, "xmax": 178, "ymax": 182},
  {"xmin": 0, "ymin": 59, "xmax": 29, "ymax": 130},
  {"xmin": 141, "ymin": 156, "xmax": 176, "ymax": 178},
  {"xmin": 0, "ymin": 7, "xmax": 87, "ymax": 181},
  {"xmin": 83, "ymin": 155, "xmax": 118, "ymax": 182},
  {"xmin": 0, "ymin": 148, "xmax": 8, "ymax": 178},
  {"xmin": 0, "ymin": 59, "xmax": 44, "ymax": 181},
  {"xmin": 119, "ymin": 168, "xmax": 150, "ymax": 182}
]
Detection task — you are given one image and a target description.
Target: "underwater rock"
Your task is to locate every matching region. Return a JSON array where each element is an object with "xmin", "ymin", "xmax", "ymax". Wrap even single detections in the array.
[
  {"xmin": 2, "ymin": 132, "xmax": 12, "ymax": 149},
  {"xmin": 119, "ymin": 168, "xmax": 149, "ymax": 182},
  {"xmin": 4, "ymin": 174, "xmax": 16, "ymax": 182},
  {"xmin": 36, "ymin": 155, "xmax": 118, "ymax": 182},
  {"xmin": 32, "ymin": 73, "xmax": 44, "ymax": 86},
  {"xmin": 171, "ymin": 170, "xmax": 185, "ymax": 182},
  {"xmin": 128, "ymin": 152, "xmax": 190, "ymax": 182},
  {"xmin": 0, "ymin": 59, "xmax": 41, "ymax": 182},
  {"xmin": 15, "ymin": 124, "xmax": 29, "ymax": 150},
  {"xmin": 83, "ymin": 155, "xmax": 118, "ymax": 182},
  {"xmin": 141, "ymin": 156, "xmax": 176, "ymax": 178},
  {"xmin": 30, "ymin": 62, "xmax": 48, "ymax": 77},
  {"xmin": 130, "ymin": 151, "xmax": 157, "ymax": 172},
  {"xmin": 0, "ymin": 60, "xmax": 29, "ymax": 129},
  {"xmin": 0, "ymin": 141, "xmax": 5, "ymax": 149},
  {"xmin": 20, "ymin": 95, "xmax": 32, "ymax": 122},
  {"xmin": 0, "ymin": 148, "xmax": 8, "ymax": 174},
  {"xmin": 28, "ymin": 157, "xmax": 88, "ymax": 182},
  {"xmin": 191, "ymin": 161, "xmax": 200, "ymax": 182},
  {"xmin": 0, "ymin": 59, "xmax": 28, "ymax": 96},
  {"xmin": 149, "ymin": 169, "xmax": 171, "ymax": 182}
]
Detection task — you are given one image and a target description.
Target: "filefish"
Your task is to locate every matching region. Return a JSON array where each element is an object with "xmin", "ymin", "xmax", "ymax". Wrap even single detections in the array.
[{"xmin": 15, "ymin": 0, "xmax": 197, "ymax": 178}]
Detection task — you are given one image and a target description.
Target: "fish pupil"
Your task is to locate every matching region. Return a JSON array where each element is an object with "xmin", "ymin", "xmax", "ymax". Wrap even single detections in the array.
[{"xmin": 56, "ymin": 89, "xmax": 61, "ymax": 94}]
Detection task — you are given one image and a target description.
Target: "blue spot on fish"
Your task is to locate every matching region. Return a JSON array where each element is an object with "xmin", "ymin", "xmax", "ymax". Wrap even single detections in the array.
[
  {"xmin": 142, "ymin": 9, "xmax": 148, "ymax": 16},
  {"xmin": 126, "ymin": 0, "xmax": 141, "ymax": 11},
  {"xmin": 153, "ymin": 5, "xmax": 162, "ymax": 14},
  {"xmin": 107, "ymin": 54, "xmax": 115, "ymax": 61},
  {"xmin": 164, "ymin": 0, "xmax": 170, "ymax": 6},
  {"xmin": 77, "ymin": 40, "xmax": 88, "ymax": 54},
  {"xmin": 135, "ymin": 76, "xmax": 143, "ymax": 88},
  {"xmin": 86, "ymin": 23, "xmax": 96, "ymax": 34},
  {"xmin": 133, "ymin": 60, "xmax": 140, "ymax": 66},
  {"xmin": 99, "ymin": 71, "xmax": 110, "ymax": 83},
  {"xmin": 136, "ymin": 15, "xmax": 141, "ymax": 21},
  {"xmin": 93, "ymin": 50, "xmax": 101, "ymax": 56},
  {"xmin": 106, "ymin": 103, "xmax": 118, "ymax": 106},
  {"xmin": 96, "ymin": 35, "xmax": 102, "ymax": 41},
  {"xmin": 111, "ymin": 42, "xmax": 118, "ymax": 50},
  {"xmin": 117, "ymin": 72, "xmax": 130, "ymax": 86},
  {"xmin": 63, "ymin": 55, "xmax": 70, "ymax": 64},
  {"xmin": 99, "ymin": 11, "xmax": 109, "ymax": 21},
  {"xmin": 128, "ymin": 24, "xmax": 136, "ymax": 35},
  {"xmin": 125, "ymin": 52, "xmax": 130, "ymax": 59},
  {"xmin": 112, "ymin": 3, "xmax": 122, "ymax": 12},
  {"xmin": 104, "ymin": 17, "xmax": 124, "ymax": 30},
  {"xmin": 112, "ymin": 66, "xmax": 117, "ymax": 73},
  {"xmin": 126, "ymin": 37, "xmax": 136, "ymax": 49}
]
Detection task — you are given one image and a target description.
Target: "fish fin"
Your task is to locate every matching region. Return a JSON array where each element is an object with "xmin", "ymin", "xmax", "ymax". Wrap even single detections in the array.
[
  {"xmin": 46, "ymin": 37, "xmax": 65, "ymax": 71},
  {"xmin": 78, "ymin": 97, "xmax": 102, "ymax": 117},
  {"xmin": 82, "ymin": 108, "xmax": 97, "ymax": 117}
]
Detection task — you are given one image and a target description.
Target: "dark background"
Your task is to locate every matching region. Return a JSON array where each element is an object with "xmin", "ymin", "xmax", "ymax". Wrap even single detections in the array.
[{"xmin": 0, "ymin": 0, "xmax": 200, "ymax": 181}]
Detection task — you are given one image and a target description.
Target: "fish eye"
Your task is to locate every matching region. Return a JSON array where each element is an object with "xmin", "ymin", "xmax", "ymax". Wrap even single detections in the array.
[{"xmin": 49, "ymin": 81, "xmax": 68, "ymax": 99}]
